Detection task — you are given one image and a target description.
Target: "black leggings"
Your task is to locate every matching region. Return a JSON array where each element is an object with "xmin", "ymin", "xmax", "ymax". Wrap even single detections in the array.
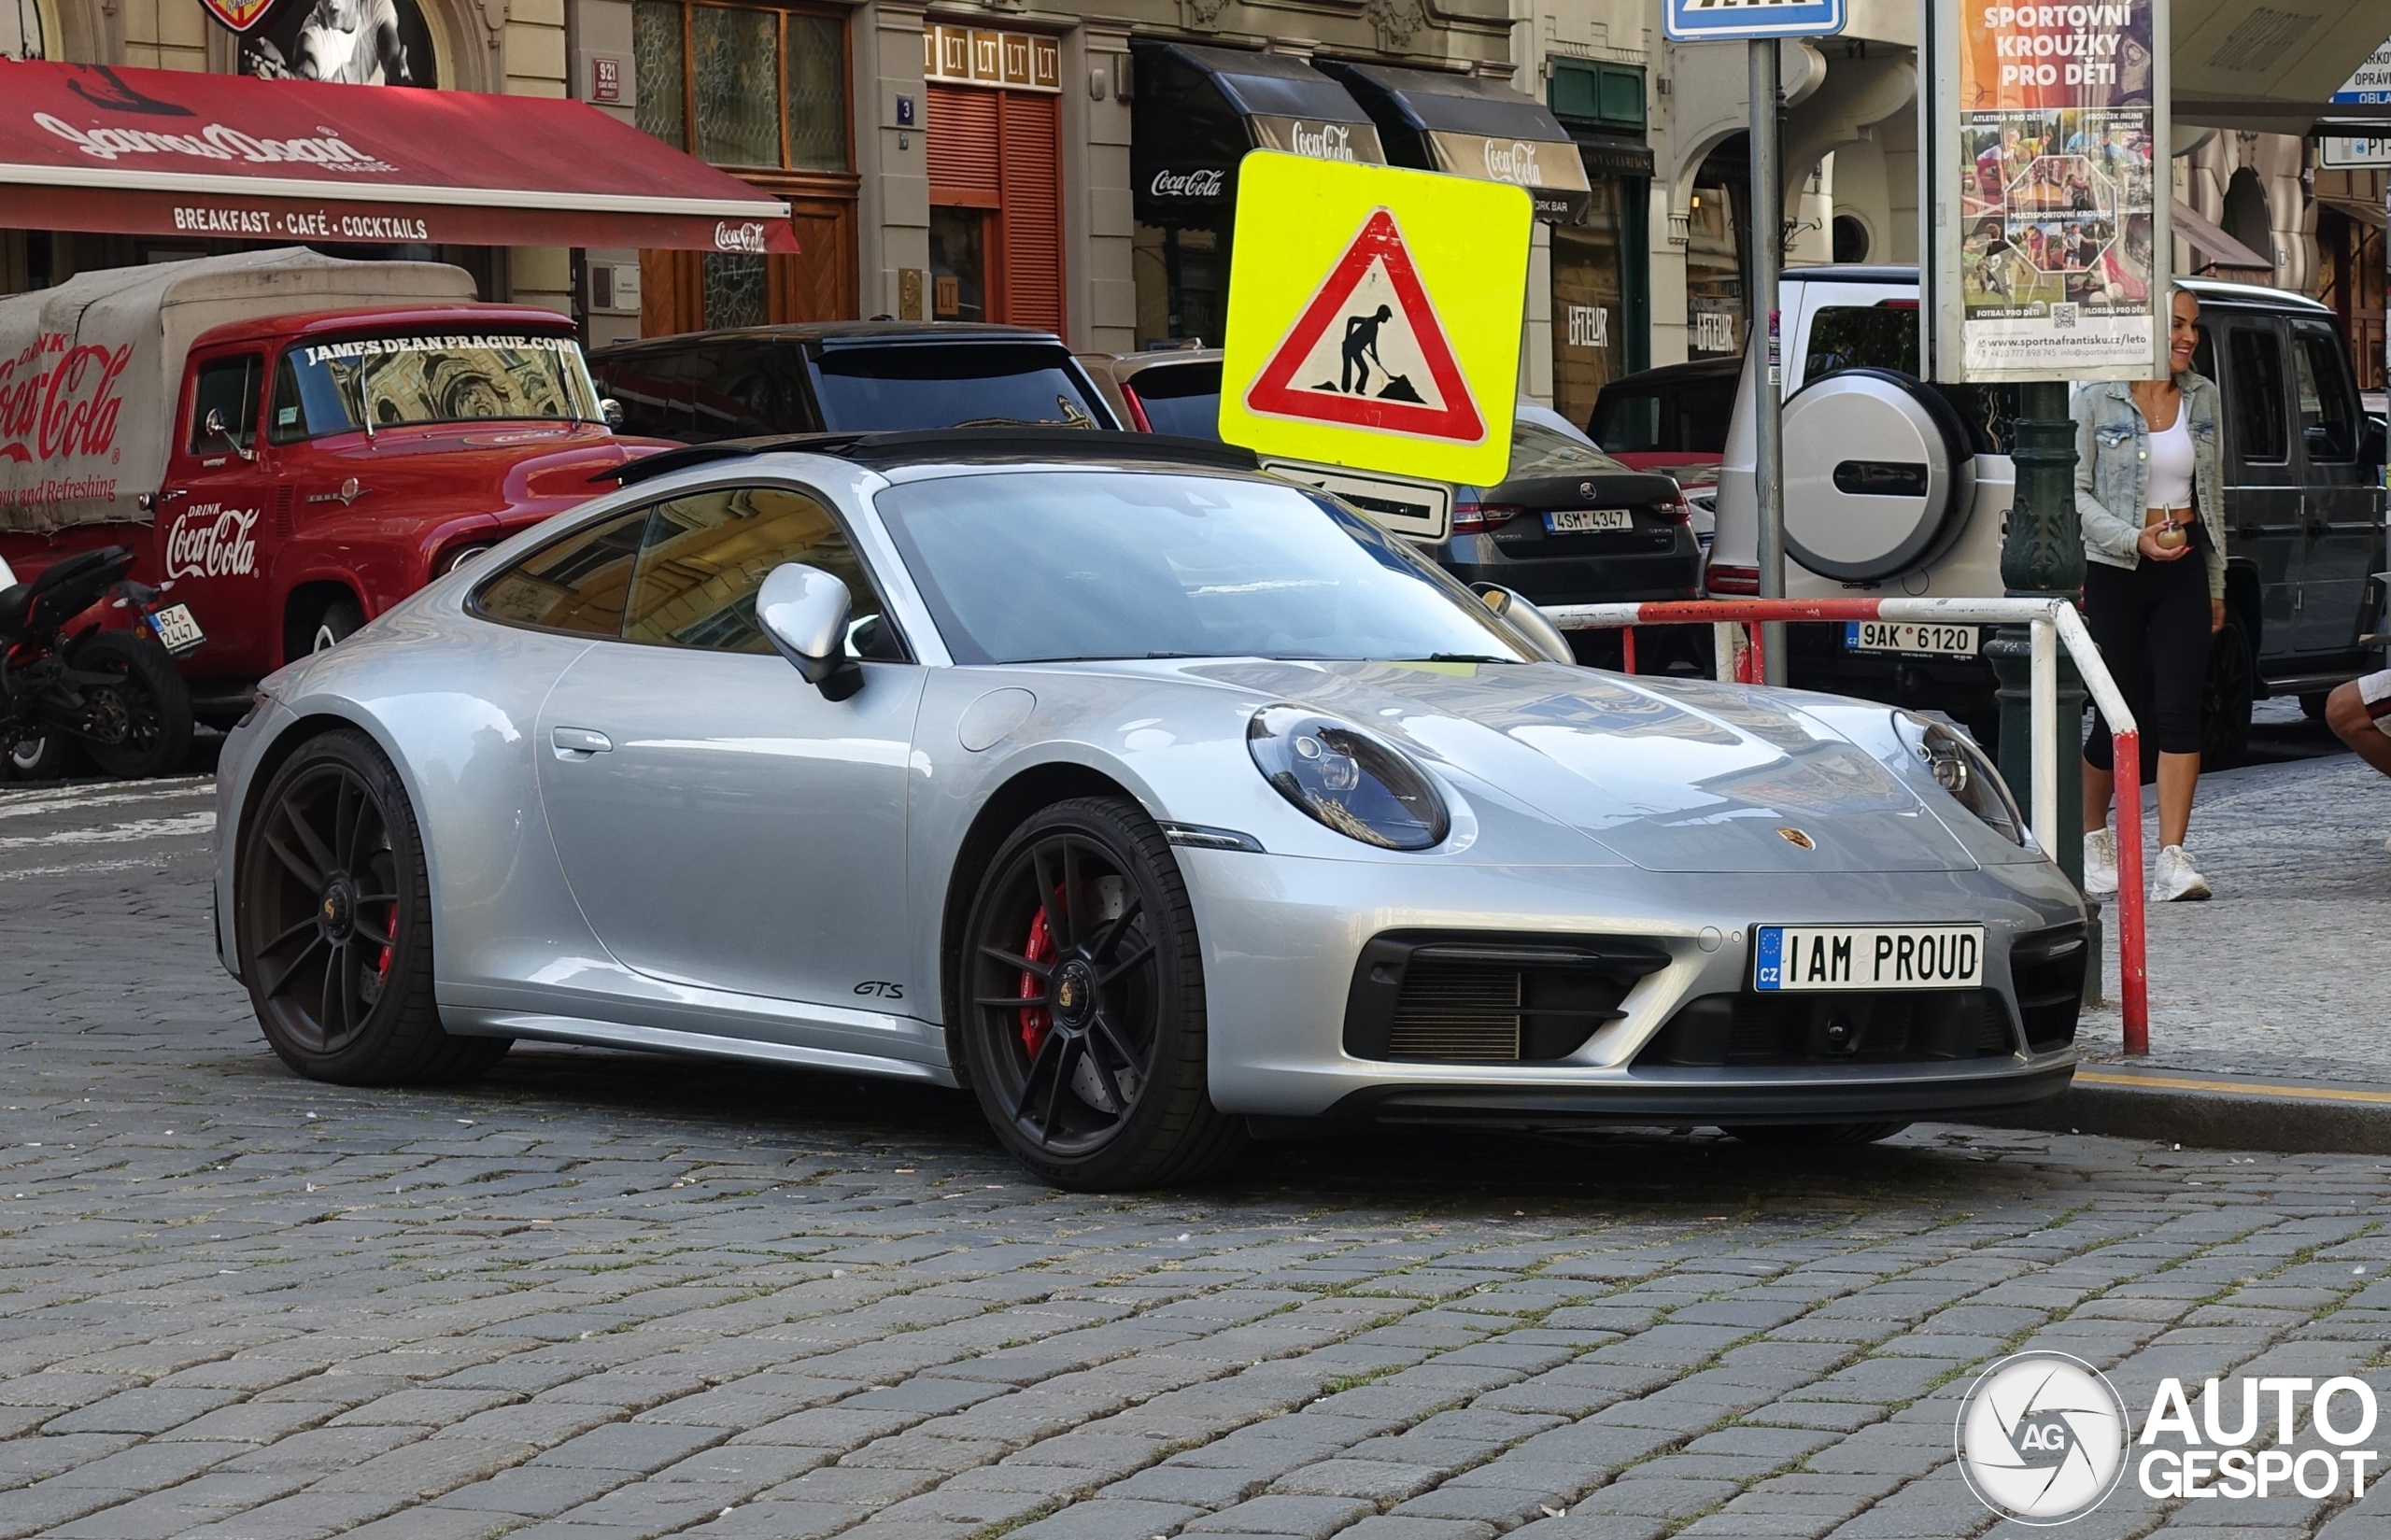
[{"xmin": 2083, "ymin": 555, "xmax": 2208, "ymax": 769}]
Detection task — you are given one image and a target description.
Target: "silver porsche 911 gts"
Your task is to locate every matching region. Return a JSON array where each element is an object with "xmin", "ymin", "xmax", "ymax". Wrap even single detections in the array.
[{"xmin": 214, "ymin": 429, "xmax": 2087, "ymax": 1190}]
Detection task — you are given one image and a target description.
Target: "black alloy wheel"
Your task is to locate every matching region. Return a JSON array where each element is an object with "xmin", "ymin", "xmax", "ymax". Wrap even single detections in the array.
[
  {"xmin": 2199, "ymin": 615, "xmax": 2255, "ymax": 772},
  {"xmin": 957, "ymin": 797, "xmax": 1243, "ymax": 1190},
  {"xmin": 237, "ymin": 729, "xmax": 507, "ymax": 1085},
  {"xmin": 66, "ymin": 630, "xmax": 192, "ymax": 779}
]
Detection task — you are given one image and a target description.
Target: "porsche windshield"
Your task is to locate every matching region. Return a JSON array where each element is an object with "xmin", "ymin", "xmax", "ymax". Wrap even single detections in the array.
[
  {"xmin": 872, "ymin": 471, "xmax": 1536, "ymax": 666},
  {"xmin": 272, "ymin": 331, "xmax": 602, "ymax": 442}
]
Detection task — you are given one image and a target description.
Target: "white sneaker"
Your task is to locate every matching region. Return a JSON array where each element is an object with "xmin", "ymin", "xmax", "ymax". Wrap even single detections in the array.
[
  {"xmin": 2150, "ymin": 844, "xmax": 2211, "ymax": 902},
  {"xmin": 2082, "ymin": 827, "xmax": 2117, "ymax": 896}
]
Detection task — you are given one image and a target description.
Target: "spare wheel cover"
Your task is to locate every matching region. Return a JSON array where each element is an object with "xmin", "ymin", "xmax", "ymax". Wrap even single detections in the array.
[{"xmin": 1781, "ymin": 367, "xmax": 1972, "ymax": 583}]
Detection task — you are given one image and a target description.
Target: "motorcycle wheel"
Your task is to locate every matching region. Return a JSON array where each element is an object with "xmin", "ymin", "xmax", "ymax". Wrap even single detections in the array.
[{"xmin": 67, "ymin": 630, "xmax": 193, "ymax": 780}]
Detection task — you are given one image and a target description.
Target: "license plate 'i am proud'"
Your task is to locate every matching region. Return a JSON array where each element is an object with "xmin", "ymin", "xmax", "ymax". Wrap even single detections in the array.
[{"xmin": 1754, "ymin": 925, "xmax": 1984, "ymax": 991}]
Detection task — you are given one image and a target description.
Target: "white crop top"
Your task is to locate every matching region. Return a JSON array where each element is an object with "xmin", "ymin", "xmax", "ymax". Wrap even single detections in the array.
[{"xmin": 2145, "ymin": 408, "xmax": 2194, "ymax": 509}]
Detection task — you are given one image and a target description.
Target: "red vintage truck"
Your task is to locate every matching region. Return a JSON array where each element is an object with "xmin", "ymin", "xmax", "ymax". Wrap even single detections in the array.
[{"xmin": 0, "ymin": 248, "xmax": 655, "ymax": 744}]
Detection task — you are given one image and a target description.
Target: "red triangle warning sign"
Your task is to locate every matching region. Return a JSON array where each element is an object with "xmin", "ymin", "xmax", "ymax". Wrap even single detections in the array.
[{"xmin": 1242, "ymin": 208, "xmax": 1486, "ymax": 445}]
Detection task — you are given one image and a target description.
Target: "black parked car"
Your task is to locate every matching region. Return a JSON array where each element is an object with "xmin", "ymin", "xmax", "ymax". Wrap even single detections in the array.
[
  {"xmin": 589, "ymin": 322, "xmax": 1122, "ymax": 441},
  {"xmin": 1082, "ymin": 348, "xmax": 1705, "ymax": 671}
]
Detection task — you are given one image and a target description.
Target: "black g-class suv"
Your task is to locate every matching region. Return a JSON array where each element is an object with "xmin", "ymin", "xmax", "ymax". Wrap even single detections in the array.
[
  {"xmin": 1707, "ymin": 267, "xmax": 2389, "ymax": 764},
  {"xmin": 589, "ymin": 322, "xmax": 1122, "ymax": 442}
]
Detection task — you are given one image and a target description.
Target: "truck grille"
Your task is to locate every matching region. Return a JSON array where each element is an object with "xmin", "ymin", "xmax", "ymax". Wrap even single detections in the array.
[
  {"xmin": 1346, "ymin": 933, "xmax": 1672, "ymax": 1064},
  {"xmin": 1636, "ymin": 988, "xmax": 2016, "ymax": 1067},
  {"xmin": 2010, "ymin": 923, "xmax": 2086, "ymax": 1051}
]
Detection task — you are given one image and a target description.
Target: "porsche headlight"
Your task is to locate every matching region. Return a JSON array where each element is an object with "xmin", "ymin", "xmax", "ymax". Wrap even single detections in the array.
[
  {"xmin": 1894, "ymin": 711, "xmax": 2024, "ymax": 845},
  {"xmin": 1248, "ymin": 706, "xmax": 1449, "ymax": 851}
]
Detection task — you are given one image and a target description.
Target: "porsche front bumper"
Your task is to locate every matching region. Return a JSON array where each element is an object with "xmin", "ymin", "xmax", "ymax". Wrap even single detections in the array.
[{"xmin": 1176, "ymin": 846, "xmax": 2086, "ymax": 1122}]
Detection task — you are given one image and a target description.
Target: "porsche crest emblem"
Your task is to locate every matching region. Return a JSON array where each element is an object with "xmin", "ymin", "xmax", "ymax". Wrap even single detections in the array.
[
  {"xmin": 1776, "ymin": 827, "xmax": 1816, "ymax": 851},
  {"xmin": 201, "ymin": 0, "xmax": 281, "ymax": 35}
]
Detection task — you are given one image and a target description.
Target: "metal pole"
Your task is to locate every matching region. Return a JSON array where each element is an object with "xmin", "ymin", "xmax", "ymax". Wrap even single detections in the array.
[
  {"xmin": 1748, "ymin": 39, "xmax": 1787, "ymax": 685},
  {"xmin": 1992, "ymin": 380, "xmax": 2086, "ymax": 892}
]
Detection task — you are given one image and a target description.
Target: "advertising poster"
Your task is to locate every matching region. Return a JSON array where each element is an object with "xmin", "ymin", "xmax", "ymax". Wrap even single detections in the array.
[{"xmin": 1927, "ymin": 0, "xmax": 2169, "ymax": 382}]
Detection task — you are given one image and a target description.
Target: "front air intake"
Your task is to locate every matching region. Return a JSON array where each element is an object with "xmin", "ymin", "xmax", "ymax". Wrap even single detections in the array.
[{"xmin": 1345, "ymin": 933, "xmax": 1672, "ymax": 1065}]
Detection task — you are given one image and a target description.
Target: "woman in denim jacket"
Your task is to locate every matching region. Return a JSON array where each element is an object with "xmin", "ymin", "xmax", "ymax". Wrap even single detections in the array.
[{"xmin": 2075, "ymin": 287, "xmax": 2225, "ymax": 902}]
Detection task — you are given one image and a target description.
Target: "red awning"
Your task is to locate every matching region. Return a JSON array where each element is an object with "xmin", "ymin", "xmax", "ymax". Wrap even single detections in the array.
[{"xmin": 0, "ymin": 61, "xmax": 799, "ymax": 253}]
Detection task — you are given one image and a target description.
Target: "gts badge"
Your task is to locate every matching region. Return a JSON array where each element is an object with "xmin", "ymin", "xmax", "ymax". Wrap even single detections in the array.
[{"xmin": 854, "ymin": 981, "xmax": 906, "ymax": 1000}]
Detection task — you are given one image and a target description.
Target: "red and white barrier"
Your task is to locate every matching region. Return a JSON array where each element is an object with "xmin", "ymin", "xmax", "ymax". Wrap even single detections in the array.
[{"xmin": 1541, "ymin": 596, "xmax": 2147, "ymax": 1055}]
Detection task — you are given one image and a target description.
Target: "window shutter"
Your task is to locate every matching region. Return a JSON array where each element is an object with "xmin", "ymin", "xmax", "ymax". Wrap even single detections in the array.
[
  {"xmin": 998, "ymin": 92, "xmax": 1063, "ymax": 333},
  {"xmin": 927, "ymin": 84, "xmax": 1002, "ymax": 207}
]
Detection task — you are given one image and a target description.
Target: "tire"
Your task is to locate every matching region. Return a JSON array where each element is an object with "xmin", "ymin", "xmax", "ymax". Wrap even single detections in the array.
[
  {"xmin": 311, "ymin": 598, "xmax": 365, "ymax": 655},
  {"xmin": 65, "ymin": 630, "xmax": 192, "ymax": 780},
  {"xmin": 236, "ymin": 729, "xmax": 509, "ymax": 1086},
  {"xmin": 955, "ymin": 796, "xmax": 1245, "ymax": 1191},
  {"xmin": 5, "ymin": 728, "xmax": 71, "ymax": 781},
  {"xmin": 2200, "ymin": 615, "xmax": 2255, "ymax": 772},
  {"xmin": 1729, "ymin": 1122, "xmax": 1911, "ymax": 1146}
]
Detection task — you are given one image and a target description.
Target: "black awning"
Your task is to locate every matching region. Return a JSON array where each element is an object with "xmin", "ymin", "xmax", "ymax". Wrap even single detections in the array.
[
  {"xmin": 1314, "ymin": 60, "xmax": 1592, "ymax": 223},
  {"xmin": 1571, "ymin": 130, "xmax": 1655, "ymax": 179},
  {"xmin": 1131, "ymin": 42, "xmax": 1387, "ymax": 227}
]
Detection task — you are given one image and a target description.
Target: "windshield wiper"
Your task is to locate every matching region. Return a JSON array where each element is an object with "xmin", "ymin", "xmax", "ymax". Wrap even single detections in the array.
[
  {"xmin": 950, "ymin": 414, "xmax": 1095, "ymax": 430},
  {"xmin": 1408, "ymin": 653, "xmax": 1522, "ymax": 664}
]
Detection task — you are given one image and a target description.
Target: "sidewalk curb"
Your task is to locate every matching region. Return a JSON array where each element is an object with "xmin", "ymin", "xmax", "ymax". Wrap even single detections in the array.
[{"xmin": 1966, "ymin": 1067, "xmax": 2391, "ymax": 1155}]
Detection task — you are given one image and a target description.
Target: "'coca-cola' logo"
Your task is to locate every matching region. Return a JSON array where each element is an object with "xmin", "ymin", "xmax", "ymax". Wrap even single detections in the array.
[
  {"xmin": 1149, "ymin": 168, "xmax": 1226, "ymax": 198},
  {"xmin": 714, "ymin": 221, "xmax": 770, "ymax": 253},
  {"xmin": 164, "ymin": 504, "xmax": 261, "ymax": 580},
  {"xmin": 1480, "ymin": 139, "xmax": 1545, "ymax": 185},
  {"xmin": 1290, "ymin": 121, "xmax": 1356, "ymax": 161},
  {"xmin": 0, "ymin": 339, "xmax": 133, "ymax": 466},
  {"xmin": 34, "ymin": 113, "xmax": 394, "ymax": 172}
]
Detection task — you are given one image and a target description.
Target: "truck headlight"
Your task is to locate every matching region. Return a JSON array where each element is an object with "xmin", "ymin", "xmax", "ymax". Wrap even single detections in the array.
[
  {"xmin": 1248, "ymin": 706, "xmax": 1448, "ymax": 851},
  {"xmin": 1894, "ymin": 711, "xmax": 2024, "ymax": 845}
]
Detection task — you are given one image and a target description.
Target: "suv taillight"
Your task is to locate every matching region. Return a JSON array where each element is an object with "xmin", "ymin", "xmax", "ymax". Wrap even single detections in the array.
[
  {"xmin": 1706, "ymin": 561, "xmax": 1760, "ymax": 596},
  {"xmin": 1451, "ymin": 502, "xmax": 1522, "ymax": 534}
]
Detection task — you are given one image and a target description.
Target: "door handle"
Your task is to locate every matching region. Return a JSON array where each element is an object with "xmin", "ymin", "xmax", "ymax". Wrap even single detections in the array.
[{"xmin": 551, "ymin": 726, "xmax": 613, "ymax": 757}]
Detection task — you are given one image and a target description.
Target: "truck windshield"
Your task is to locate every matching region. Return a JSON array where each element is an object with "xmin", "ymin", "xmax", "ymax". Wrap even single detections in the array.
[{"xmin": 270, "ymin": 332, "xmax": 602, "ymax": 442}]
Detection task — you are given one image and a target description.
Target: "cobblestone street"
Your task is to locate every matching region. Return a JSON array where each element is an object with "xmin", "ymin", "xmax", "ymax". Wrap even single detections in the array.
[{"xmin": 11, "ymin": 772, "xmax": 2391, "ymax": 1540}]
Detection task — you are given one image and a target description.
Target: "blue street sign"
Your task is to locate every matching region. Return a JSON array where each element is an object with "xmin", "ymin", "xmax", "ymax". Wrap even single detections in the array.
[{"xmin": 1662, "ymin": 0, "xmax": 1846, "ymax": 41}]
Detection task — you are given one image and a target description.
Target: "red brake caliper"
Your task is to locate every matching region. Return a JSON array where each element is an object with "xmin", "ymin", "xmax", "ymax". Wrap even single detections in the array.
[{"xmin": 1018, "ymin": 906, "xmax": 1055, "ymax": 1054}]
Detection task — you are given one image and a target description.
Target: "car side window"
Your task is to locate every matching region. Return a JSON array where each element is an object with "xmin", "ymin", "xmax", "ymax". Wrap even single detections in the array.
[
  {"xmin": 472, "ymin": 506, "xmax": 650, "ymax": 636},
  {"xmin": 589, "ymin": 349, "xmax": 690, "ymax": 441},
  {"xmin": 1590, "ymin": 391, "xmax": 1660, "ymax": 453},
  {"xmin": 619, "ymin": 484, "xmax": 906, "ymax": 660},
  {"xmin": 2227, "ymin": 328, "xmax": 2288, "ymax": 464},
  {"xmin": 190, "ymin": 355, "xmax": 264, "ymax": 454},
  {"xmin": 2292, "ymin": 327, "xmax": 2356, "ymax": 464}
]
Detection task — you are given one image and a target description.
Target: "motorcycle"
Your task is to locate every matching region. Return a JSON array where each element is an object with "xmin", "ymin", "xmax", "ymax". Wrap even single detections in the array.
[{"xmin": 0, "ymin": 546, "xmax": 198, "ymax": 781}]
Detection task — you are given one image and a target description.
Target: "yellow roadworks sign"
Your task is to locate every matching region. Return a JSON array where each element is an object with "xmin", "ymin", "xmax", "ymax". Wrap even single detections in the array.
[{"xmin": 1218, "ymin": 151, "xmax": 1531, "ymax": 487}]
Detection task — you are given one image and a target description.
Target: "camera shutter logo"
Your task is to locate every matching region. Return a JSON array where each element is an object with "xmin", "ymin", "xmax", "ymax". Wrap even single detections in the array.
[{"xmin": 1956, "ymin": 1351, "xmax": 2129, "ymax": 1524}]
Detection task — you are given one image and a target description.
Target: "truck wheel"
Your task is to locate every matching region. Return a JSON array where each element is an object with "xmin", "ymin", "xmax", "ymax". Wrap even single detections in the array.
[
  {"xmin": 66, "ymin": 631, "xmax": 192, "ymax": 780},
  {"xmin": 956, "ymin": 797, "xmax": 1245, "ymax": 1191},
  {"xmin": 237, "ymin": 728, "xmax": 510, "ymax": 1085},
  {"xmin": 5, "ymin": 729, "xmax": 71, "ymax": 781},
  {"xmin": 2200, "ymin": 615, "xmax": 2255, "ymax": 771},
  {"xmin": 311, "ymin": 599, "xmax": 365, "ymax": 654}
]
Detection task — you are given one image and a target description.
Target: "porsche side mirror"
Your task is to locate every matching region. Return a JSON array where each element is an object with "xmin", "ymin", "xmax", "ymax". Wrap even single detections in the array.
[
  {"xmin": 1472, "ymin": 583, "xmax": 1575, "ymax": 665},
  {"xmin": 757, "ymin": 562, "xmax": 863, "ymax": 701}
]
